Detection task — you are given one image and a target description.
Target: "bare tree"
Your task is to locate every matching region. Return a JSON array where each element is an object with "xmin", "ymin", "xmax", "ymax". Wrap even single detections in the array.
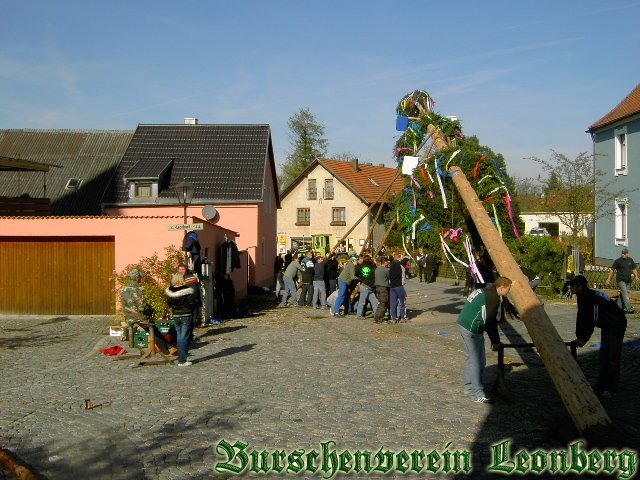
[
  {"xmin": 530, "ymin": 150, "xmax": 626, "ymax": 241},
  {"xmin": 512, "ymin": 175, "xmax": 544, "ymax": 212}
]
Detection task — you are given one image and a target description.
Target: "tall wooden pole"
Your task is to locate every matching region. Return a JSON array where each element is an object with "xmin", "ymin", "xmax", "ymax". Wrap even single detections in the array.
[{"xmin": 449, "ymin": 166, "xmax": 615, "ymax": 441}]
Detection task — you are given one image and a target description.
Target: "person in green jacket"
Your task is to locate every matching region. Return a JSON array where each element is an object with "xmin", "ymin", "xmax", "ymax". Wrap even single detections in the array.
[
  {"xmin": 332, "ymin": 256, "xmax": 358, "ymax": 316},
  {"xmin": 457, "ymin": 276, "xmax": 512, "ymax": 403}
]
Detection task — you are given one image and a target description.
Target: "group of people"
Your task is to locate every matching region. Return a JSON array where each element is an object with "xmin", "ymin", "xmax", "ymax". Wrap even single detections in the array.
[
  {"xmin": 457, "ymin": 246, "xmax": 635, "ymax": 404},
  {"xmin": 415, "ymin": 249, "xmax": 442, "ymax": 283},
  {"xmin": 275, "ymin": 249, "xmax": 412, "ymax": 323}
]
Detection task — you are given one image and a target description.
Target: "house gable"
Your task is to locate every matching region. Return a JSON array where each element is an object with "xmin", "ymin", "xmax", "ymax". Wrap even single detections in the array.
[
  {"xmin": 277, "ymin": 158, "xmax": 404, "ymax": 253},
  {"xmin": 280, "ymin": 158, "xmax": 404, "ymax": 205}
]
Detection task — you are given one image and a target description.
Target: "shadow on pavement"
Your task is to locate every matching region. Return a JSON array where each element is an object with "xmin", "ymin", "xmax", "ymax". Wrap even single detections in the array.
[
  {"xmin": 5, "ymin": 401, "xmax": 259, "ymax": 480},
  {"xmin": 455, "ymin": 306, "xmax": 640, "ymax": 479},
  {"xmin": 198, "ymin": 325, "xmax": 247, "ymax": 338},
  {"xmin": 193, "ymin": 343, "xmax": 256, "ymax": 364},
  {"xmin": 0, "ymin": 333, "xmax": 76, "ymax": 350}
]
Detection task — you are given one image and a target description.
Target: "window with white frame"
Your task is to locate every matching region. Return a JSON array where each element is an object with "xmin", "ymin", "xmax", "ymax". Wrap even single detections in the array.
[
  {"xmin": 296, "ymin": 208, "xmax": 310, "ymax": 225},
  {"xmin": 331, "ymin": 207, "xmax": 346, "ymax": 226},
  {"xmin": 134, "ymin": 183, "xmax": 153, "ymax": 198},
  {"xmin": 307, "ymin": 179, "xmax": 317, "ymax": 200},
  {"xmin": 614, "ymin": 127, "xmax": 627, "ymax": 175},
  {"xmin": 615, "ymin": 198, "xmax": 628, "ymax": 244},
  {"xmin": 324, "ymin": 179, "xmax": 334, "ymax": 200}
]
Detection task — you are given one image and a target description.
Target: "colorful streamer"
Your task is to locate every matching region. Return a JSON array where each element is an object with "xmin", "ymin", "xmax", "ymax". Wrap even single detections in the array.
[{"xmin": 492, "ymin": 204, "xmax": 503, "ymax": 238}]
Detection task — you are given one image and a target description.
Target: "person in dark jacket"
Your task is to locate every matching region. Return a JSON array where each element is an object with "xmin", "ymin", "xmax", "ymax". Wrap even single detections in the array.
[
  {"xmin": 374, "ymin": 256, "xmax": 390, "ymax": 323},
  {"xmin": 606, "ymin": 248, "xmax": 638, "ymax": 313},
  {"xmin": 389, "ymin": 252, "xmax": 407, "ymax": 322},
  {"xmin": 569, "ymin": 275, "xmax": 627, "ymax": 398},
  {"xmin": 325, "ymin": 253, "xmax": 339, "ymax": 294},
  {"xmin": 356, "ymin": 254, "xmax": 378, "ymax": 318},
  {"xmin": 311, "ymin": 253, "xmax": 327, "ymax": 309},
  {"xmin": 182, "ymin": 231, "xmax": 202, "ymax": 276},
  {"xmin": 165, "ymin": 272, "xmax": 200, "ymax": 366},
  {"xmin": 298, "ymin": 251, "xmax": 315, "ymax": 306}
]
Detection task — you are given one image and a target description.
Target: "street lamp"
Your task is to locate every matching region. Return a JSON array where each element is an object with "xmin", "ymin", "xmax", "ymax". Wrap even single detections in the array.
[{"xmin": 173, "ymin": 180, "xmax": 195, "ymax": 224}]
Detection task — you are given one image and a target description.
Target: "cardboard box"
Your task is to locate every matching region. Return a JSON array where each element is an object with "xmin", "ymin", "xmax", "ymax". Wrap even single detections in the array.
[{"xmin": 109, "ymin": 326, "xmax": 124, "ymax": 337}]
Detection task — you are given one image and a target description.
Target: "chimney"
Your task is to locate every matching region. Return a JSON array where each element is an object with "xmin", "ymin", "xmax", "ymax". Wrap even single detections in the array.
[
  {"xmin": 351, "ymin": 158, "xmax": 359, "ymax": 171},
  {"xmin": 184, "ymin": 117, "xmax": 198, "ymax": 125}
]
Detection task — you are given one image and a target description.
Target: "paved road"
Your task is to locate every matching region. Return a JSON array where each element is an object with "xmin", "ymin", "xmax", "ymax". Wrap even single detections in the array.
[{"xmin": 1, "ymin": 278, "xmax": 639, "ymax": 479}]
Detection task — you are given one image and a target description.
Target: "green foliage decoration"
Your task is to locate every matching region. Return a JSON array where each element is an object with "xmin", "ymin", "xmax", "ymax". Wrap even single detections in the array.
[
  {"xmin": 387, "ymin": 132, "xmax": 524, "ymax": 262},
  {"xmin": 113, "ymin": 245, "xmax": 186, "ymax": 320}
]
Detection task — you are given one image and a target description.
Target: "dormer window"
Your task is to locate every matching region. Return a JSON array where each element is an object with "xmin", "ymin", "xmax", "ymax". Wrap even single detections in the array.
[{"xmin": 123, "ymin": 157, "xmax": 174, "ymax": 202}]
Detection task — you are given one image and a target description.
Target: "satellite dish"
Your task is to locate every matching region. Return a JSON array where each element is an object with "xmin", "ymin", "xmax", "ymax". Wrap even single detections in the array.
[{"xmin": 202, "ymin": 205, "xmax": 218, "ymax": 221}]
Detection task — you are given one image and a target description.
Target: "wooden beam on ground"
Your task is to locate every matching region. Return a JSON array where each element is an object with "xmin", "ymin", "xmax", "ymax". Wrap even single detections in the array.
[{"xmin": 449, "ymin": 165, "xmax": 616, "ymax": 443}]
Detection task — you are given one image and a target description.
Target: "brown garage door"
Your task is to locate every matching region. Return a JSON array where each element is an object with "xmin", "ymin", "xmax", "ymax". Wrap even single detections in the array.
[{"xmin": 0, "ymin": 236, "xmax": 115, "ymax": 314}]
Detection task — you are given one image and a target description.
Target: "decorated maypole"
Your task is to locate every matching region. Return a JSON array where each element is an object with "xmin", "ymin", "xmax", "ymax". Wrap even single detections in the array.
[{"xmin": 393, "ymin": 90, "xmax": 615, "ymax": 442}]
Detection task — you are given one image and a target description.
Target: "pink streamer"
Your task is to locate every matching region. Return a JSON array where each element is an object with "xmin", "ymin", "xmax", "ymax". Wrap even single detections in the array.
[{"xmin": 503, "ymin": 194, "xmax": 521, "ymax": 240}]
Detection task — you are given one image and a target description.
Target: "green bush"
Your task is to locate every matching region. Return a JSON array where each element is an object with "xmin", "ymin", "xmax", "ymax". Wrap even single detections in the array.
[
  {"xmin": 113, "ymin": 245, "xmax": 186, "ymax": 320},
  {"xmin": 515, "ymin": 236, "xmax": 565, "ymax": 293}
]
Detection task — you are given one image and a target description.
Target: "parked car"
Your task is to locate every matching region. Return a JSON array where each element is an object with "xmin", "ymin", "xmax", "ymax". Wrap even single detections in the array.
[{"xmin": 528, "ymin": 227, "xmax": 550, "ymax": 237}]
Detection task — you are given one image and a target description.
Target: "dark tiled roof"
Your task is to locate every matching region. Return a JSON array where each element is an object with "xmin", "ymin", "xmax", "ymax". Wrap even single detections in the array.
[
  {"xmin": 589, "ymin": 84, "xmax": 640, "ymax": 130},
  {"xmin": 124, "ymin": 157, "xmax": 174, "ymax": 180},
  {"xmin": 102, "ymin": 124, "xmax": 276, "ymax": 205},
  {"xmin": 319, "ymin": 159, "xmax": 404, "ymax": 204},
  {"xmin": 0, "ymin": 129, "xmax": 133, "ymax": 215}
]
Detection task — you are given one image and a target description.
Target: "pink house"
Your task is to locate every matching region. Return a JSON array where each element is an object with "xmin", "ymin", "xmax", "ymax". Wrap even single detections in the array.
[{"xmin": 0, "ymin": 123, "xmax": 280, "ymax": 314}]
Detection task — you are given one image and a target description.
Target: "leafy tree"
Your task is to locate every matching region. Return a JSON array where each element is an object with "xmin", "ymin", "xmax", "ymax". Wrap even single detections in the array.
[
  {"xmin": 530, "ymin": 150, "xmax": 627, "ymax": 241},
  {"xmin": 278, "ymin": 107, "xmax": 328, "ymax": 191}
]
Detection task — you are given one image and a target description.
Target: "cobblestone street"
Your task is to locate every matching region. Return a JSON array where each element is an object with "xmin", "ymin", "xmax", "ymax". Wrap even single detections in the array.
[{"xmin": 1, "ymin": 278, "xmax": 639, "ymax": 479}]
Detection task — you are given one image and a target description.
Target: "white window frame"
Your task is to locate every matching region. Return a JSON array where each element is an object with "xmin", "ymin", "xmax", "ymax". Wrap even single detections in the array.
[
  {"xmin": 331, "ymin": 207, "xmax": 346, "ymax": 225},
  {"xmin": 614, "ymin": 126, "xmax": 627, "ymax": 176},
  {"xmin": 615, "ymin": 197, "xmax": 628, "ymax": 245},
  {"xmin": 296, "ymin": 208, "xmax": 310, "ymax": 225},
  {"xmin": 324, "ymin": 179, "xmax": 334, "ymax": 200},
  {"xmin": 307, "ymin": 179, "xmax": 317, "ymax": 200}
]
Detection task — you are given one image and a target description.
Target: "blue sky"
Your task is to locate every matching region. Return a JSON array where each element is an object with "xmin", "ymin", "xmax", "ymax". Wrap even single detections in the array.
[{"xmin": 1, "ymin": 1, "xmax": 639, "ymax": 179}]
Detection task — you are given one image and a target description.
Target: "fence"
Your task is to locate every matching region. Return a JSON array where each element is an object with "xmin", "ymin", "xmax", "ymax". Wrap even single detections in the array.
[{"xmin": 433, "ymin": 262, "xmax": 638, "ymax": 292}]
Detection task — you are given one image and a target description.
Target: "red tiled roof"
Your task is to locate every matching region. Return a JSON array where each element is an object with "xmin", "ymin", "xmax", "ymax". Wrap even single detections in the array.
[
  {"xmin": 589, "ymin": 84, "xmax": 640, "ymax": 130},
  {"xmin": 319, "ymin": 158, "xmax": 404, "ymax": 204}
]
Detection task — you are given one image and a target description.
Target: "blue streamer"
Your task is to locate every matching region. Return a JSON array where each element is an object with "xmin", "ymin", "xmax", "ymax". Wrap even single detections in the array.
[
  {"xmin": 491, "ymin": 158, "xmax": 508, "ymax": 183},
  {"xmin": 404, "ymin": 187, "xmax": 416, "ymax": 217}
]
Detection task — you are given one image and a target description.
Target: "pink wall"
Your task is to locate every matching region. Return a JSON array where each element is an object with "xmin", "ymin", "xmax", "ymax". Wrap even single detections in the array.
[
  {"xmin": 0, "ymin": 214, "xmax": 248, "ymax": 299},
  {"xmin": 103, "ymin": 192, "xmax": 279, "ymax": 289}
]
